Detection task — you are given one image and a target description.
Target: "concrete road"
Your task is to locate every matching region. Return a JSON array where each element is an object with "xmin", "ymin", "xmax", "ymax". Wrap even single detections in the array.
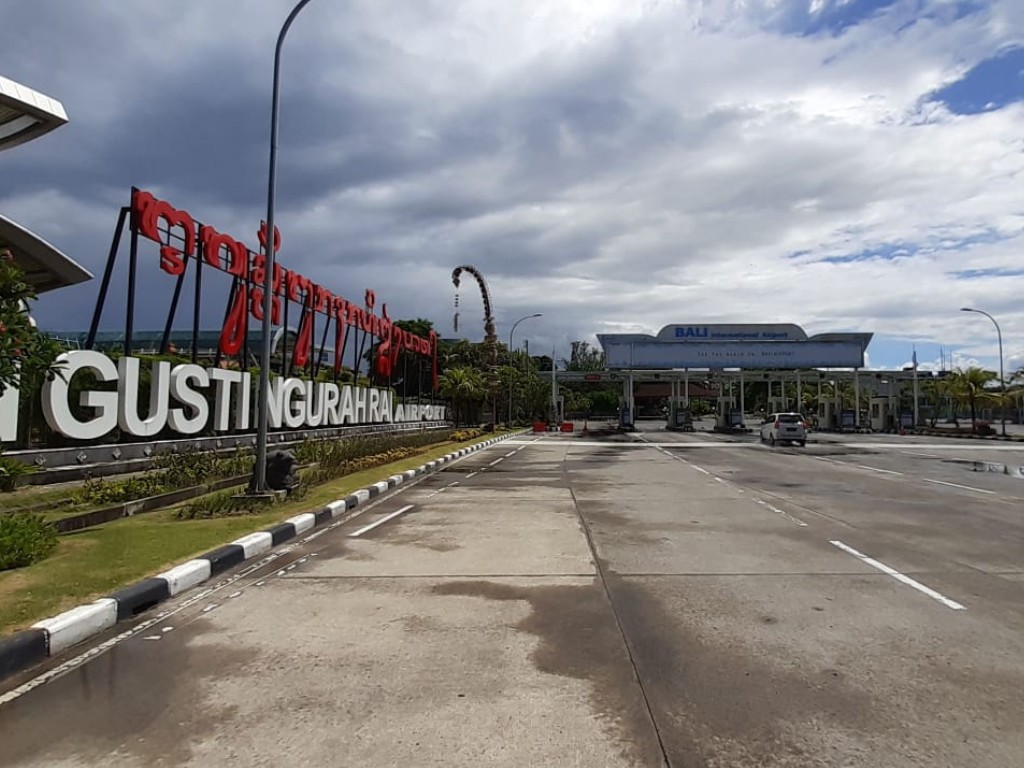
[{"xmin": 1, "ymin": 429, "xmax": 1021, "ymax": 767}]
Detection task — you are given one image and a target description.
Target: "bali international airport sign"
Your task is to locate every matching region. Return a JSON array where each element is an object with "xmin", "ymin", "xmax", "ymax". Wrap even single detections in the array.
[
  {"xmin": 0, "ymin": 188, "xmax": 446, "ymax": 444},
  {"xmin": 598, "ymin": 324, "xmax": 871, "ymax": 370}
]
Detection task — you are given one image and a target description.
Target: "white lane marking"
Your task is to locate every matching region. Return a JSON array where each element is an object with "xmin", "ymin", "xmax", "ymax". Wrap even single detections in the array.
[
  {"xmin": 692, "ymin": 465, "xmax": 711, "ymax": 475},
  {"xmin": 922, "ymin": 478, "xmax": 996, "ymax": 495},
  {"xmin": 349, "ymin": 505, "xmax": 415, "ymax": 538},
  {"xmin": 142, "ymin": 635, "xmax": 161, "ymax": 641},
  {"xmin": 829, "ymin": 540, "xmax": 966, "ymax": 610},
  {"xmin": 161, "ymin": 626, "xmax": 173, "ymax": 633},
  {"xmin": 201, "ymin": 604, "xmax": 218, "ymax": 613},
  {"xmin": 488, "ymin": 457, "xmax": 504, "ymax": 466},
  {"xmin": 466, "ymin": 471, "xmax": 479, "ymax": 479},
  {"xmin": 505, "ymin": 450, "xmax": 516, "ymax": 457},
  {"xmin": 713, "ymin": 477, "xmax": 726, "ymax": 484},
  {"xmin": 754, "ymin": 498, "xmax": 808, "ymax": 527},
  {"xmin": 903, "ymin": 452, "xmax": 940, "ymax": 459},
  {"xmin": 0, "ymin": 448, "xmax": 497, "ymax": 706},
  {"xmin": 228, "ymin": 591, "xmax": 242, "ymax": 599},
  {"xmin": 447, "ymin": 481, "xmax": 460, "ymax": 488},
  {"xmin": 856, "ymin": 465, "xmax": 904, "ymax": 476}
]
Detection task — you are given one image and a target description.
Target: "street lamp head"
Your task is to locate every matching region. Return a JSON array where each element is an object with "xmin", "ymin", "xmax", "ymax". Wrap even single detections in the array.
[
  {"xmin": 531, "ymin": 313, "xmax": 543, "ymax": 318},
  {"xmin": 960, "ymin": 307, "xmax": 975, "ymax": 312}
]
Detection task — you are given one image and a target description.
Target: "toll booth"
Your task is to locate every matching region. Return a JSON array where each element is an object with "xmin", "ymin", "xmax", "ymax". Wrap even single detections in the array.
[
  {"xmin": 666, "ymin": 397, "xmax": 693, "ymax": 431},
  {"xmin": 818, "ymin": 401, "xmax": 837, "ymax": 430},
  {"xmin": 619, "ymin": 399, "xmax": 634, "ymax": 430},
  {"xmin": 716, "ymin": 396, "xmax": 739, "ymax": 429},
  {"xmin": 870, "ymin": 396, "xmax": 893, "ymax": 432}
]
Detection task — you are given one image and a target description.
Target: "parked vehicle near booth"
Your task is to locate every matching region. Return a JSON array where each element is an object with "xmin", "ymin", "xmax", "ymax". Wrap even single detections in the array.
[{"xmin": 760, "ymin": 412, "xmax": 807, "ymax": 446}]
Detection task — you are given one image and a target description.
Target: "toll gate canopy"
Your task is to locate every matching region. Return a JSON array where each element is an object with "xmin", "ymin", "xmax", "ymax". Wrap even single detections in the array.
[{"xmin": 597, "ymin": 324, "xmax": 871, "ymax": 370}]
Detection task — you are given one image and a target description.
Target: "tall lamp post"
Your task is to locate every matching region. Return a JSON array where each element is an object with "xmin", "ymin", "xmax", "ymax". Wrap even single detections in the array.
[
  {"xmin": 508, "ymin": 313, "xmax": 542, "ymax": 425},
  {"xmin": 960, "ymin": 307, "xmax": 1007, "ymax": 437},
  {"xmin": 252, "ymin": 0, "xmax": 319, "ymax": 494}
]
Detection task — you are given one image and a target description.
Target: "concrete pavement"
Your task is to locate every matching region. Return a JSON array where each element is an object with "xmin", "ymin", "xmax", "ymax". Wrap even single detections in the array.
[{"xmin": 1, "ymin": 427, "xmax": 1022, "ymax": 767}]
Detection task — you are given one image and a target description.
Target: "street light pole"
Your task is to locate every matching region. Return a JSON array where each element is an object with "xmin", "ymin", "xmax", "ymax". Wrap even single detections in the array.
[
  {"xmin": 508, "ymin": 313, "xmax": 542, "ymax": 425},
  {"xmin": 960, "ymin": 307, "xmax": 1007, "ymax": 437},
  {"xmin": 252, "ymin": 0, "xmax": 318, "ymax": 494}
]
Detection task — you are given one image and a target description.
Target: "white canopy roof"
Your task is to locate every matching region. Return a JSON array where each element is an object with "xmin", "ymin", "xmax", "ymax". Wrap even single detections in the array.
[{"xmin": 0, "ymin": 74, "xmax": 68, "ymax": 151}]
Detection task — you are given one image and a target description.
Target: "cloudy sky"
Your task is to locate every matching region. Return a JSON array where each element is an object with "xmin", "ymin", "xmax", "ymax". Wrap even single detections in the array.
[{"xmin": 2, "ymin": 0, "xmax": 1022, "ymax": 372}]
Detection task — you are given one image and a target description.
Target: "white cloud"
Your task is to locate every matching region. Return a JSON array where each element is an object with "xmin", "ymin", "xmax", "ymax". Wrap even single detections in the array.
[{"xmin": 2, "ymin": 0, "xmax": 1022, "ymax": 368}]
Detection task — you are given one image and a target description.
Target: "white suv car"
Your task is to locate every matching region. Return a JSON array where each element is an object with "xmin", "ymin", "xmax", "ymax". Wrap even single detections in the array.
[{"xmin": 760, "ymin": 413, "xmax": 807, "ymax": 447}]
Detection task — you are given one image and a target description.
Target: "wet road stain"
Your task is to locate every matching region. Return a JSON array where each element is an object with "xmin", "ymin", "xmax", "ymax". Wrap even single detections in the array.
[
  {"xmin": 0, "ymin": 619, "xmax": 258, "ymax": 767},
  {"xmin": 607, "ymin": 577, "xmax": 884, "ymax": 767},
  {"xmin": 432, "ymin": 579, "xmax": 666, "ymax": 766}
]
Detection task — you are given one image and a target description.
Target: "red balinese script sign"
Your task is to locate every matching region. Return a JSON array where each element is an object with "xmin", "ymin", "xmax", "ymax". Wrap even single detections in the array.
[{"xmin": 132, "ymin": 189, "xmax": 437, "ymax": 386}]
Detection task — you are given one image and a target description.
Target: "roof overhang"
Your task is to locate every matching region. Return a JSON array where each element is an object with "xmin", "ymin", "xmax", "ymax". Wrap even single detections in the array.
[
  {"xmin": 0, "ymin": 213, "xmax": 92, "ymax": 294},
  {"xmin": 0, "ymin": 75, "xmax": 68, "ymax": 151}
]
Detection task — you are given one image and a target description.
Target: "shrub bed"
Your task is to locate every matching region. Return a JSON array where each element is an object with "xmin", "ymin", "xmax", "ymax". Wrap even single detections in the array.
[
  {"xmin": 177, "ymin": 429, "xmax": 460, "ymax": 519},
  {"xmin": 73, "ymin": 448, "xmax": 254, "ymax": 507},
  {"xmin": 0, "ymin": 451, "xmax": 34, "ymax": 492},
  {"xmin": 0, "ymin": 513, "xmax": 58, "ymax": 571}
]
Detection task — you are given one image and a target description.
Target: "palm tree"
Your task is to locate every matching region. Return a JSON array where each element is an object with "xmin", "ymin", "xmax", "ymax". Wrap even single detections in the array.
[
  {"xmin": 438, "ymin": 366, "xmax": 486, "ymax": 426},
  {"xmin": 949, "ymin": 366, "xmax": 999, "ymax": 431},
  {"xmin": 920, "ymin": 378, "xmax": 954, "ymax": 427},
  {"xmin": 1010, "ymin": 366, "xmax": 1024, "ymax": 425}
]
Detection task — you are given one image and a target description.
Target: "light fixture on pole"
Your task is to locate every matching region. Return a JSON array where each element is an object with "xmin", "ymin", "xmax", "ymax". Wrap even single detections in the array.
[
  {"xmin": 508, "ymin": 313, "xmax": 542, "ymax": 424},
  {"xmin": 252, "ymin": 0, "xmax": 319, "ymax": 494},
  {"xmin": 960, "ymin": 307, "xmax": 1007, "ymax": 437}
]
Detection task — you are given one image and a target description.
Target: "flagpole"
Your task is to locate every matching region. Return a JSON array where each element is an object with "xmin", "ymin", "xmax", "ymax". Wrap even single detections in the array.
[
  {"xmin": 551, "ymin": 344, "xmax": 557, "ymax": 424},
  {"xmin": 912, "ymin": 346, "xmax": 919, "ymax": 428}
]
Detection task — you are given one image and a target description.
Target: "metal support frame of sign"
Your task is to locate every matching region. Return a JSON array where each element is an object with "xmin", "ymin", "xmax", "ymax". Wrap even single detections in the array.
[{"xmin": 82, "ymin": 187, "xmax": 440, "ymax": 389}]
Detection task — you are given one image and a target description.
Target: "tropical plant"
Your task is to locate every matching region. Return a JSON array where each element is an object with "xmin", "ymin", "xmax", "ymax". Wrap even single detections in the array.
[
  {"xmin": 0, "ymin": 450, "xmax": 34, "ymax": 492},
  {"xmin": 0, "ymin": 513, "xmax": 58, "ymax": 570},
  {"xmin": 438, "ymin": 366, "xmax": 487, "ymax": 426},
  {"xmin": 920, "ymin": 378, "xmax": 955, "ymax": 427},
  {"xmin": 564, "ymin": 341, "xmax": 605, "ymax": 372},
  {"xmin": 949, "ymin": 366, "xmax": 999, "ymax": 431},
  {"xmin": 0, "ymin": 251, "xmax": 66, "ymax": 417}
]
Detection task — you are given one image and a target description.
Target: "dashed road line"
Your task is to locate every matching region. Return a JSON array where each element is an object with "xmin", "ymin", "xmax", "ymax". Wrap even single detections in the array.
[
  {"xmin": 923, "ymin": 478, "xmax": 996, "ymax": 495},
  {"xmin": 856, "ymin": 464, "xmax": 904, "ymax": 476},
  {"xmin": 488, "ymin": 457, "xmax": 504, "ymax": 467},
  {"xmin": 349, "ymin": 505, "xmax": 415, "ymax": 537},
  {"xmin": 754, "ymin": 498, "xmax": 808, "ymax": 527},
  {"xmin": 829, "ymin": 540, "xmax": 966, "ymax": 610}
]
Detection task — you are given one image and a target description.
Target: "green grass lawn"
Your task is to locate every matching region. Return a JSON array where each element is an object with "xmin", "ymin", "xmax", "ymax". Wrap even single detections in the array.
[
  {"xmin": 1, "ymin": 483, "xmax": 88, "ymax": 520},
  {"xmin": 0, "ymin": 430, "xmax": 513, "ymax": 636}
]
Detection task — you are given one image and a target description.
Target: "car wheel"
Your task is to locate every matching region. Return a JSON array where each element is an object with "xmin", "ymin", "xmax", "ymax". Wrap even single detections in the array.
[
  {"xmin": 769, "ymin": 435, "xmax": 776, "ymax": 447},
  {"xmin": 797, "ymin": 440, "xmax": 805, "ymax": 447}
]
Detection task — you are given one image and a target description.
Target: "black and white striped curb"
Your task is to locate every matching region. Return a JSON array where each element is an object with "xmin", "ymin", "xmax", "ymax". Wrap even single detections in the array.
[{"xmin": 0, "ymin": 431, "xmax": 527, "ymax": 684}]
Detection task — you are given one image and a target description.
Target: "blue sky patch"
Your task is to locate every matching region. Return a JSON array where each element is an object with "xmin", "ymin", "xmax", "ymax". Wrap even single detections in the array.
[
  {"xmin": 933, "ymin": 46, "xmax": 1024, "ymax": 114},
  {"xmin": 949, "ymin": 267, "xmax": 1024, "ymax": 279},
  {"xmin": 819, "ymin": 243, "xmax": 917, "ymax": 264},
  {"xmin": 802, "ymin": 0, "xmax": 900, "ymax": 37}
]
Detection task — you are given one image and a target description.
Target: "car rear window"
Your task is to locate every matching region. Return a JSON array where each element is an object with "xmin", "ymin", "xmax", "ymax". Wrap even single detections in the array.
[{"xmin": 777, "ymin": 414, "xmax": 802, "ymax": 423}]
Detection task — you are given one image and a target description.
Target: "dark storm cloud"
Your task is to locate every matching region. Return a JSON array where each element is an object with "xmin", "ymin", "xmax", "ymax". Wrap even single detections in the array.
[{"xmin": 1, "ymin": 0, "xmax": 1022, "ymax": 368}]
